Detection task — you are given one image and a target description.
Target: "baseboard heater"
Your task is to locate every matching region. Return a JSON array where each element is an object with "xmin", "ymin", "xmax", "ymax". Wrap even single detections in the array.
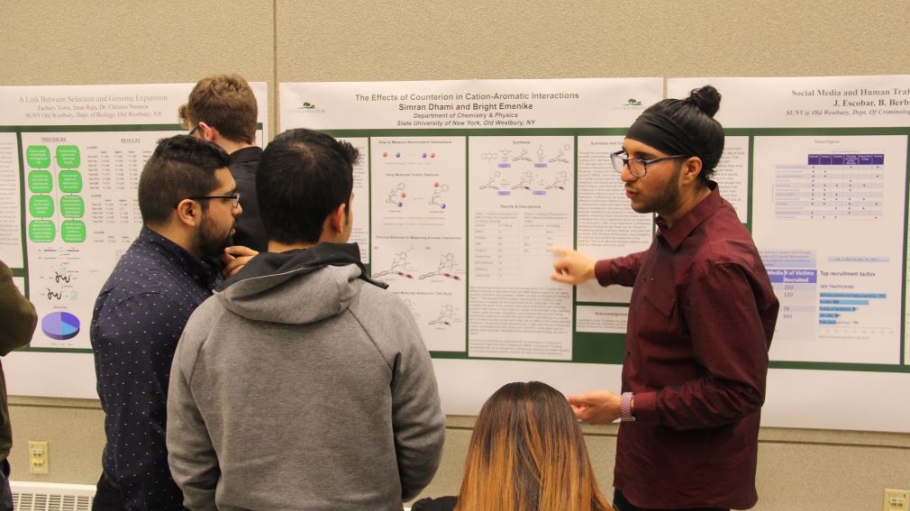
[
  {"xmin": 10, "ymin": 481, "xmax": 94, "ymax": 511},
  {"xmin": 9, "ymin": 481, "xmax": 419, "ymax": 511}
]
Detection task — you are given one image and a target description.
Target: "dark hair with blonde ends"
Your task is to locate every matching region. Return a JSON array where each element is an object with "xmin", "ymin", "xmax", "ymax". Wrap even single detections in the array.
[{"xmin": 455, "ymin": 381, "xmax": 613, "ymax": 511}]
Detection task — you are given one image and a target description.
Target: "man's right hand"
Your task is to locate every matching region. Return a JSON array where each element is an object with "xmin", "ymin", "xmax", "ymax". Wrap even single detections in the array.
[
  {"xmin": 551, "ymin": 247, "xmax": 596, "ymax": 285},
  {"xmin": 567, "ymin": 389, "xmax": 622, "ymax": 424},
  {"xmin": 222, "ymin": 245, "xmax": 258, "ymax": 278}
]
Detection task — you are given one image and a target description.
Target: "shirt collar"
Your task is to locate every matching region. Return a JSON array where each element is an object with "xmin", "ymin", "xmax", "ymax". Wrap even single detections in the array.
[
  {"xmin": 138, "ymin": 226, "xmax": 223, "ymax": 289},
  {"xmin": 229, "ymin": 146, "xmax": 263, "ymax": 165},
  {"xmin": 656, "ymin": 180, "xmax": 720, "ymax": 251}
]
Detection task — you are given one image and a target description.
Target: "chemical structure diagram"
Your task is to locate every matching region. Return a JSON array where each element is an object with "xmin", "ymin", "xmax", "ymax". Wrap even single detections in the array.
[
  {"xmin": 481, "ymin": 149, "xmax": 514, "ymax": 169},
  {"xmin": 386, "ymin": 183, "xmax": 407, "ymax": 208},
  {"xmin": 478, "ymin": 141, "xmax": 573, "ymax": 193},
  {"xmin": 428, "ymin": 183, "xmax": 449, "ymax": 209},
  {"xmin": 512, "ymin": 148, "xmax": 533, "ymax": 162},
  {"xmin": 545, "ymin": 170, "xmax": 568, "ymax": 190},
  {"xmin": 381, "ymin": 150, "xmax": 438, "ymax": 162},
  {"xmin": 548, "ymin": 143, "xmax": 571, "ymax": 163},
  {"xmin": 418, "ymin": 253, "xmax": 461, "ymax": 281},
  {"xmin": 536, "ymin": 144, "xmax": 548, "ymax": 166},
  {"xmin": 479, "ymin": 168, "xmax": 569, "ymax": 194},
  {"xmin": 533, "ymin": 143, "xmax": 573, "ymax": 167},
  {"xmin": 372, "ymin": 251, "xmax": 415, "ymax": 281},
  {"xmin": 428, "ymin": 304, "xmax": 456, "ymax": 327},
  {"xmin": 511, "ymin": 170, "xmax": 535, "ymax": 190},
  {"xmin": 479, "ymin": 170, "xmax": 510, "ymax": 191},
  {"xmin": 497, "ymin": 148, "xmax": 512, "ymax": 167}
]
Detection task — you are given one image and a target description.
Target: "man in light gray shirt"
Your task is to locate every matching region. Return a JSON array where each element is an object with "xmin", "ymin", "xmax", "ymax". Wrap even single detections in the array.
[{"xmin": 167, "ymin": 128, "xmax": 445, "ymax": 511}]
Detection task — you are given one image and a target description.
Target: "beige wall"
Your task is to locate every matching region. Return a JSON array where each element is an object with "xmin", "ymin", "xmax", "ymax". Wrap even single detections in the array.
[
  {"xmin": 8, "ymin": 398, "xmax": 910, "ymax": 510},
  {"xmin": 3, "ymin": 1, "xmax": 910, "ymax": 509}
]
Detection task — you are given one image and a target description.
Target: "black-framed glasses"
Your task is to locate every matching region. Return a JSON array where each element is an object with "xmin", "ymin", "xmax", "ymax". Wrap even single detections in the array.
[
  {"xmin": 188, "ymin": 124, "xmax": 201, "ymax": 137},
  {"xmin": 187, "ymin": 193, "xmax": 241, "ymax": 208},
  {"xmin": 611, "ymin": 150, "xmax": 689, "ymax": 178}
]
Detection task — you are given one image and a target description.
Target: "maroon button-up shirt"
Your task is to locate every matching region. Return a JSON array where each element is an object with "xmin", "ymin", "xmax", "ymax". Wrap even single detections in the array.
[{"xmin": 594, "ymin": 184, "xmax": 779, "ymax": 510}]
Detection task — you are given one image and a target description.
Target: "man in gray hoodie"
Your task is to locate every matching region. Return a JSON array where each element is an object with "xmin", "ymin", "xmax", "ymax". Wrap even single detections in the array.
[{"xmin": 166, "ymin": 128, "xmax": 445, "ymax": 511}]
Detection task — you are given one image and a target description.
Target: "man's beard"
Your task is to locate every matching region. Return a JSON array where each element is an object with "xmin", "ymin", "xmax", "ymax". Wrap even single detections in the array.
[{"xmin": 197, "ymin": 215, "xmax": 234, "ymax": 258}]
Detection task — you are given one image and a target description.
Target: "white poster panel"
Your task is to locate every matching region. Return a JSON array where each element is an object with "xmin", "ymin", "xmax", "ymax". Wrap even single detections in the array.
[
  {"xmin": 0, "ymin": 83, "xmax": 268, "ymax": 397},
  {"xmin": 281, "ymin": 78, "xmax": 663, "ymax": 414},
  {"xmin": 669, "ymin": 76, "xmax": 910, "ymax": 432}
]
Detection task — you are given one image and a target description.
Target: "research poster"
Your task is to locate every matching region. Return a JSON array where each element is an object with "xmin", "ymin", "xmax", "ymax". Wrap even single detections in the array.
[
  {"xmin": 0, "ymin": 83, "xmax": 268, "ymax": 363},
  {"xmin": 280, "ymin": 78, "xmax": 664, "ymax": 366},
  {"xmin": 668, "ymin": 75, "xmax": 910, "ymax": 432},
  {"xmin": 6, "ymin": 76, "xmax": 908, "ymax": 430}
]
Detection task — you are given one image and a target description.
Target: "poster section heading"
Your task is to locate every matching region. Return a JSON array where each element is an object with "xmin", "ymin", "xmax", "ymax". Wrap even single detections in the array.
[
  {"xmin": 668, "ymin": 75, "xmax": 910, "ymax": 128},
  {"xmin": 0, "ymin": 83, "xmax": 269, "ymax": 130},
  {"xmin": 279, "ymin": 78, "xmax": 663, "ymax": 130}
]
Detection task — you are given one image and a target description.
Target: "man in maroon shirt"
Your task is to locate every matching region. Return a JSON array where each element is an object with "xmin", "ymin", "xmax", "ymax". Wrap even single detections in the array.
[{"xmin": 552, "ymin": 86, "xmax": 779, "ymax": 511}]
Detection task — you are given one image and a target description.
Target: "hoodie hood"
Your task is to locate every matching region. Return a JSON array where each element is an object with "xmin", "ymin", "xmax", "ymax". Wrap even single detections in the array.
[{"xmin": 215, "ymin": 242, "xmax": 386, "ymax": 325}]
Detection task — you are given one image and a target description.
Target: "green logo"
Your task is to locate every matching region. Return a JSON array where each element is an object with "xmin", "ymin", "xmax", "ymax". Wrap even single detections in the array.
[
  {"xmin": 299, "ymin": 102, "xmax": 317, "ymax": 109},
  {"xmin": 626, "ymin": 98, "xmax": 642, "ymax": 106}
]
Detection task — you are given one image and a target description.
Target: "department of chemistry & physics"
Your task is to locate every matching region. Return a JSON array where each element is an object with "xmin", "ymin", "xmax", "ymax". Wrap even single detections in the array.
[{"xmin": 392, "ymin": 91, "xmax": 579, "ymax": 127}]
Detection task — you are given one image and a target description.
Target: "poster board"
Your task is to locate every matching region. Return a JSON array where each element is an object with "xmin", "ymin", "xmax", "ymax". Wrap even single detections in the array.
[
  {"xmin": 668, "ymin": 75, "xmax": 910, "ymax": 432},
  {"xmin": 5, "ymin": 76, "xmax": 910, "ymax": 432},
  {"xmin": 0, "ymin": 82, "xmax": 268, "ymax": 398},
  {"xmin": 277, "ymin": 77, "xmax": 910, "ymax": 431}
]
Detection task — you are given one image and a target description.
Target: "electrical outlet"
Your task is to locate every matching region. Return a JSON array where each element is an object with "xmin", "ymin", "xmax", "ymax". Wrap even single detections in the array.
[
  {"xmin": 28, "ymin": 441, "xmax": 49, "ymax": 474},
  {"xmin": 884, "ymin": 489, "xmax": 910, "ymax": 511}
]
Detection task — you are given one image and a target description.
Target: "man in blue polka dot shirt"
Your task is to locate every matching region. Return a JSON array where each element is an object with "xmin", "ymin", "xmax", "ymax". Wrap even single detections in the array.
[{"xmin": 90, "ymin": 135, "xmax": 256, "ymax": 511}]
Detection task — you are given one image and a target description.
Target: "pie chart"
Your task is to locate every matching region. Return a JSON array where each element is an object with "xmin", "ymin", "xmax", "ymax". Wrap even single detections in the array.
[{"xmin": 41, "ymin": 311, "xmax": 81, "ymax": 341}]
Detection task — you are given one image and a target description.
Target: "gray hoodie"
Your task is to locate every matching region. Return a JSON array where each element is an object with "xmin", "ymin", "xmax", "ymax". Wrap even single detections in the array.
[{"xmin": 166, "ymin": 243, "xmax": 445, "ymax": 511}]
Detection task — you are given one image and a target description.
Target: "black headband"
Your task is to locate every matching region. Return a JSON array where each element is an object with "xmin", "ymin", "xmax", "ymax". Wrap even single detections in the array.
[{"xmin": 625, "ymin": 100, "xmax": 703, "ymax": 160}]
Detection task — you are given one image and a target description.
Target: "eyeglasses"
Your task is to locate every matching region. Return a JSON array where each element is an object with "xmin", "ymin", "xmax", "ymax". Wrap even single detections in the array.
[
  {"xmin": 188, "ymin": 122, "xmax": 213, "ymax": 137},
  {"xmin": 187, "ymin": 193, "xmax": 241, "ymax": 208},
  {"xmin": 611, "ymin": 150, "xmax": 689, "ymax": 178}
]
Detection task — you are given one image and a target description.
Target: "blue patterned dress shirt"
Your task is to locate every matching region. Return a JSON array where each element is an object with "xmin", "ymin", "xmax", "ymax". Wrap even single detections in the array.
[{"xmin": 91, "ymin": 226, "xmax": 222, "ymax": 511}]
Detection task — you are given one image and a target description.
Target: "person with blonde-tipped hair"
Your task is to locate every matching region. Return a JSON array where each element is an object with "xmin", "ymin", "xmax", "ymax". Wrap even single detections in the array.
[{"xmin": 412, "ymin": 381, "xmax": 614, "ymax": 511}]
